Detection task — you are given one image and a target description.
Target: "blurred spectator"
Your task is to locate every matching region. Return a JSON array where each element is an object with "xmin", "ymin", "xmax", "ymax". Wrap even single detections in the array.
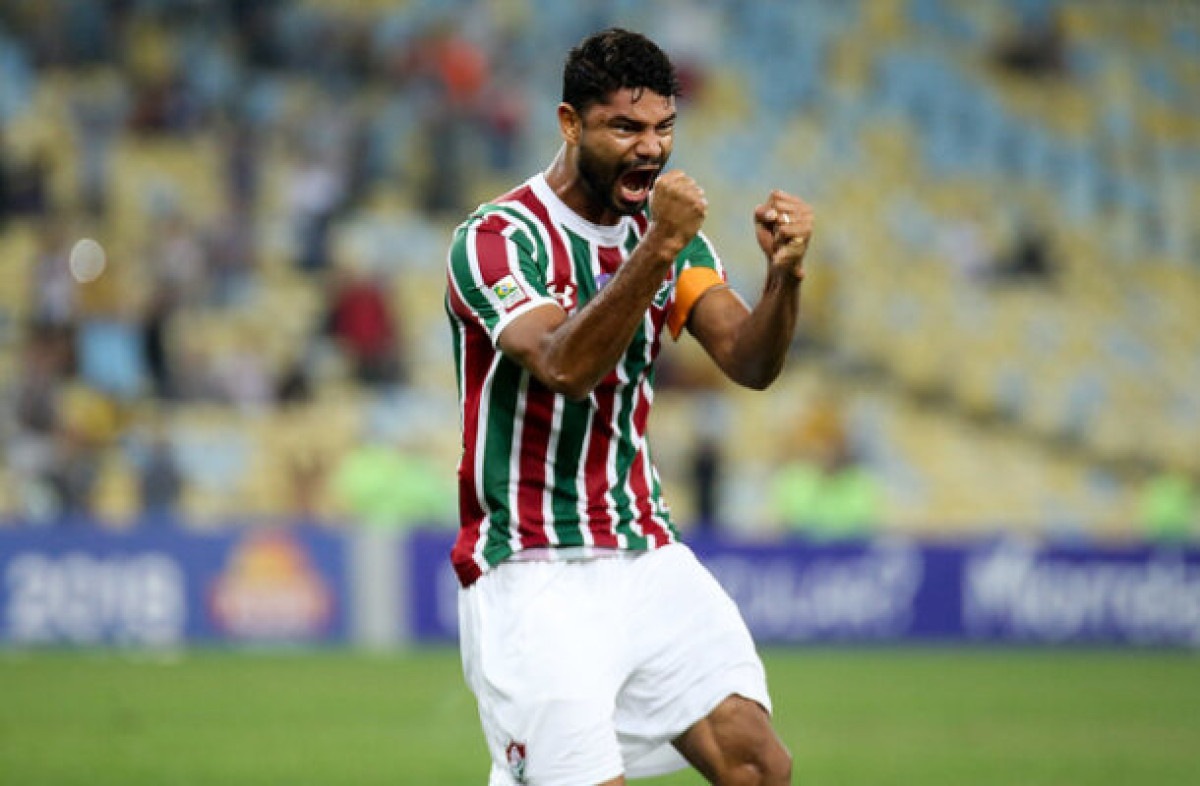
[
  {"xmin": 991, "ymin": 7, "xmax": 1068, "ymax": 79},
  {"xmin": 285, "ymin": 147, "xmax": 345, "ymax": 272},
  {"xmin": 31, "ymin": 220, "xmax": 79, "ymax": 327},
  {"xmin": 45, "ymin": 429, "xmax": 101, "ymax": 524},
  {"xmin": 323, "ymin": 262, "xmax": 404, "ymax": 387},
  {"xmin": 76, "ymin": 313, "xmax": 146, "ymax": 401},
  {"xmin": 36, "ymin": 382, "xmax": 121, "ymax": 525},
  {"xmin": 6, "ymin": 325, "xmax": 72, "ymax": 522},
  {"xmin": 686, "ymin": 394, "xmax": 731, "ymax": 535},
  {"xmin": 0, "ymin": 135, "xmax": 8, "ymax": 226},
  {"xmin": 124, "ymin": 14, "xmax": 203, "ymax": 136},
  {"xmin": 135, "ymin": 428, "xmax": 183, "ymax": 526},
  {"xmin": 140, "ymin": 285, "xmax": 178, "ymax": 399},
  {"xmin": 147, "ymin": 210, "xmax": 210, "ymax": 305},
  {"xmin": 689, "ymin": 435, "xmax": 724, "ymax": 536},
  {"xmin": 329, "ymin": 441, "xmax": 454, "ymax": 530},
  {"xmin": 222, "ymin": 117, "xmax": 260, "ymax": 215},
  {"xmin": 477, "ymin": 74, "xmax": 528, "ymax": 174},
  {"xmin": 205, "ymin": 210, "xmax": 257, "ymax": 307},
  {"xmin": 1137, "ymin": 472, "xmax": 1197, "ymax": 544},
  {"xmin": 771, "ymin": 441, "xmax": 880, "ymax": 541},
  {"xmin": 771, "ymin": 394, "xmax": 880, "ymax": 540},
  {"xmin": 1, "ymin": 144, "xmax": 51, "ymax": 221},
  {"xmin": 275, "ymin": 355, "xmax": 314, "ymax": 404},
  {"xmin": 287, "ymin": 450, "xmax": 329, "ymax": 524},
  {"xmin": 12, "ymin": 324, "xmax": 71, "ymax": 438},
  {"xmin": 69, "ymin": 69, "xmax": 128, "ymax": 216},
  {"xmin": 210, "ymin": 343, "xmax": 274, "ymax": 413},
  {"xmin": 937, "ymin": 211, "xmax": 996, "ymax": 284},
  {"xmin": 415, "ymin": 23, "xmax": 490, "ymax": 216},
  {"xmin": 991, "ymin": 220, "xmax": 1058, "ymax": 286}
]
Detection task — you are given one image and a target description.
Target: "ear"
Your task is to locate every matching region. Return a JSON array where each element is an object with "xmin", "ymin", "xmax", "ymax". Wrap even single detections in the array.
[{"xmin": 557, "ymin": 103, "xmax": 582, "ymax": 145}]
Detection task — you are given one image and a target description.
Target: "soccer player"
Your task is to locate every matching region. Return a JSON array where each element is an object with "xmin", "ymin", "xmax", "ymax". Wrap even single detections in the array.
[{"xmin": 445, "ymin": 28, "xmax": 811, "ymax": 785}]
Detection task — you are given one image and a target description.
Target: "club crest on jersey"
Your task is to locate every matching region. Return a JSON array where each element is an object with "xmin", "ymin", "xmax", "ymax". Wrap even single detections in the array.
[
  {"xmin": 491, "ymin": 275, "xmax": 528, "ymax": 310},
  {"xmin": 505, "ymin": 740, "xmax": 528, "ymax": 783},
  {"xmin": 654, "ymin": 279, "xmax": 673, "ymax": 308}
]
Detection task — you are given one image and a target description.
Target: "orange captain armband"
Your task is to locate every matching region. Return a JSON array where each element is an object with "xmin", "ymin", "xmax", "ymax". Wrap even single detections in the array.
[{"xmin": 667, "ymin": 266, "xmax": 726, "ymax": 340}]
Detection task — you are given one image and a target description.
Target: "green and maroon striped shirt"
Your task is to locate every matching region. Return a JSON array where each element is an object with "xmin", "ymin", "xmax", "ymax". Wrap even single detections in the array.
[{"xmin": 445, "ymin": 173, "xmax": 726, "ymax": 587}]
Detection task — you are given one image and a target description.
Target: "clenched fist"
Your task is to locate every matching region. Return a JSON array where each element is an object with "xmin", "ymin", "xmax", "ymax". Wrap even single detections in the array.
[
  {"xmin": 649, "ymin": 170, "xmax": 708, "ymax": 248},
  {"xmin": 754, "ymin": 190, "xmax": 814, "ymax": 280}
]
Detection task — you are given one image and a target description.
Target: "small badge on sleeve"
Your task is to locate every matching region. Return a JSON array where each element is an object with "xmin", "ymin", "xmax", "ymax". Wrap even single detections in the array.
[{"xmin": 491, "ymin": 275, "xmax": 528, "ymax": 310}]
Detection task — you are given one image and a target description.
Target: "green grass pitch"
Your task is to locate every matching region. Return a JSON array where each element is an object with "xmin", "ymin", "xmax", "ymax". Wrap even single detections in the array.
[{"xmin": 2, "ymin": 647, "xmax": 1197, "ymax": 785}]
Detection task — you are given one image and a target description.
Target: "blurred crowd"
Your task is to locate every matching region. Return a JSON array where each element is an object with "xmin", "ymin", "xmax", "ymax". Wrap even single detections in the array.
[
  {"xmin": 1, "ymin": 0, "xmax": 1197, "ymax": 540},
  {"xmin": 1, "ymin": 0, "xmax": 538, "ymax": 527}
]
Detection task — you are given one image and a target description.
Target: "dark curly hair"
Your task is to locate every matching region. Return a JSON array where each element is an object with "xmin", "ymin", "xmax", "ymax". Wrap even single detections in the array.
[{"xmin": 562, "ymin": 28, "xmax": 681, "ymax": 113}]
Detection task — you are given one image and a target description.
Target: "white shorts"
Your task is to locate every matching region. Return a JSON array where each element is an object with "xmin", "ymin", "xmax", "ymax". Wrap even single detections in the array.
[{"xmin": 458, "ymin": 542, "xmax": 771, "ymax": 785}]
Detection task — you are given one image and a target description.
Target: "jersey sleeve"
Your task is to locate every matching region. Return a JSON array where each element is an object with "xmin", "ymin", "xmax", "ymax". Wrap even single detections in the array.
[
  {"xmin": 667, "ymin": 231, "xmax": 728, "ymax": 340},
  {"xmin": 446, "ymin": 210, "xmax": 559, "ymax": 346}
]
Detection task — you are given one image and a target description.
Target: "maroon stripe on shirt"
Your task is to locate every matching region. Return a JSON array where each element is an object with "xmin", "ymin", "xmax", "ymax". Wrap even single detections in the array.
[
  {"xmin": 471, "ymin": 216, "xmax": 522, "ymax": 284},
  {"xmin": 597, "ymin": 244, "xmax": 622, "ymax": 277},
  {"xmin": 630, "ymin": 378, "xmax": 671, "ymax": 544},
  {"xmin": 446, "ymin": 281, "xmax": 489, "ymax": 582},
  {"xmin": 514, "ymin": 382, "xmax": 556, "ymax": 545},
  {"xmin": 582, "ymin": 383, "xmax": 620, "ymax": 548}
]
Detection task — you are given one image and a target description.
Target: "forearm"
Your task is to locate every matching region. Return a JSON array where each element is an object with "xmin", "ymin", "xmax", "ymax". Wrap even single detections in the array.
[
  {"xmin": 725, "ymin": 268, "xmax": 802, "ymax": 389},
  {"xmin": 536, "ymin": 227, "xmax": 684, "ymax": 398}
]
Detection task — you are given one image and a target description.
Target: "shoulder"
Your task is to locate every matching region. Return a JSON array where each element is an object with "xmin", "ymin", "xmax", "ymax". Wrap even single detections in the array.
[
  {"xmin": 669, "ymin": 232, "xmax": 720, "ymax": 278},
  {"xmin": 454, "ymin": 193, "xmax": 546, "ymax": 253}
]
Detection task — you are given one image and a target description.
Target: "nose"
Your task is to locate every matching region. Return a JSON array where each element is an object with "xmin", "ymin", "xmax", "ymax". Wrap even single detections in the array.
[{"xmin": 634, "ymin": 129, "xmax": 666, "ymax": 160}]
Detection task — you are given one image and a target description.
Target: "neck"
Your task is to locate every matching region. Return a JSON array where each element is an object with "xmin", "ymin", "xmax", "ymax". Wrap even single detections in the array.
[{"xmin": 544, "ymin": 145, "xmax": 619, "ymax": 226}]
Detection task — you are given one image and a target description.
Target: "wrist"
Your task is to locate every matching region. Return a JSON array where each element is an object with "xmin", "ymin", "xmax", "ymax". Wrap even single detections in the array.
[
  {"xmin": 644, "ymin": 222, "xmax": 691, "ymax": 262},
  {"xmin": 766, "ymin": 263, "xmax": 804, "ymax": 291}
]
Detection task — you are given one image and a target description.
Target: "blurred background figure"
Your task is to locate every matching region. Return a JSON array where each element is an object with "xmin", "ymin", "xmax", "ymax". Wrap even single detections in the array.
[
  {"xmin": 770, "ymin": 392, "xmax": 880, "ymax": 541},
  {"xmin": 990, "ymin": 5, "xmax": 1069, "ymax": 79},
  {"xmin": 130, "ymin": 413, "xmax": 183, "ymax": 527},
  {"xmin": 328, "ymin": 437, "xmax": 455, "ymax": 532},
  {"xmin": 322, "ymin": 259, "xmax": 405, "ymax": 389},
  {"xmin": 1137, "ymin": 472, "xmax": 1198, "ymax": 545}
]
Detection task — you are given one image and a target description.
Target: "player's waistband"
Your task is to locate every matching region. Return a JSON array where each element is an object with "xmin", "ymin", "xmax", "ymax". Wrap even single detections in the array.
[{"xmin": 505, "ymin": 545, "xmax": 646, "ymax": 563}]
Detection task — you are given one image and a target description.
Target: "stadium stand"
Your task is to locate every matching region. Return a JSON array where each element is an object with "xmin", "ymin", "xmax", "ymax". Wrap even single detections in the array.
[{"xmin": 0, "ymin": 0, "xmax": 1196, "ymax": 539}]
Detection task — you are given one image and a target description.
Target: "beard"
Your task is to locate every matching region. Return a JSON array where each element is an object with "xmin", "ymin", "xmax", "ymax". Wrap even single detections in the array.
[{"xmin": 577, "ymin": 143, "xmax": 665, "ymax": 217}]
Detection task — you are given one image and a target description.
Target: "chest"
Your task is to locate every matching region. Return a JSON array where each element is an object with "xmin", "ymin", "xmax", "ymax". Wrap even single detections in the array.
[{"xmin": 543, "ymin": 234, "xmax": 675, "ymax": 319}]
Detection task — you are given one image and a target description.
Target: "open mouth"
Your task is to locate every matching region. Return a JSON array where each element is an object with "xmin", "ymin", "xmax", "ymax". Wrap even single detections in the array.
[{"xmin": 617, "ymin": 166, "xmax": 659, "ymax": 205}]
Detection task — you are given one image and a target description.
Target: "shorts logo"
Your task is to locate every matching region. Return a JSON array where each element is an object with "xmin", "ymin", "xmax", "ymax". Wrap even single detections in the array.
[
  {"xmin": 491, "ymin": 275, "xmax": 527, "ymax": 309},
  {"xmin": 505, "ymin": 740, "xmax": 527, "ymax": 783}
]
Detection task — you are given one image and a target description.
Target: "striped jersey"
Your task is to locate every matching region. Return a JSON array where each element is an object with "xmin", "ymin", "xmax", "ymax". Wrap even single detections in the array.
[{"xmin": 444, "ymin": 173, "xmax": 727, "ymax": 587}]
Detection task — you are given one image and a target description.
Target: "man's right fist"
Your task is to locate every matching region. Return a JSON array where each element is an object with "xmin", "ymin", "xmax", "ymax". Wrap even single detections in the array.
[{"xmin": 650, "ymin": 170, "xmax": 707, "ymax": 245}]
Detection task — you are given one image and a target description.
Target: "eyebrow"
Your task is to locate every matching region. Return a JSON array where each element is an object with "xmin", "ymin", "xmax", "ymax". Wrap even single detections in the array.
[{"xmin": 609, "ymin": 111, "xmax": 677, "ymax": 128}]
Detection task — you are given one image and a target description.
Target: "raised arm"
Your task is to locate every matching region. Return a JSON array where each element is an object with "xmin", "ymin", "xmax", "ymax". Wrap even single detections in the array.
[
  {"xmin": 687, "ymin": 190, "xmax": 814, "ymax": 390},
  {"xmin": 498, "ymin": 171, "xmax": 709, "ymax": 400}
]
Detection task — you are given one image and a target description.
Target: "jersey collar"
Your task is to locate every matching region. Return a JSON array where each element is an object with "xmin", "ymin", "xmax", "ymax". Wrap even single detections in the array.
[{"xmin": 530, "ymin": 173, "xmax": 632, "ymax": 247}]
